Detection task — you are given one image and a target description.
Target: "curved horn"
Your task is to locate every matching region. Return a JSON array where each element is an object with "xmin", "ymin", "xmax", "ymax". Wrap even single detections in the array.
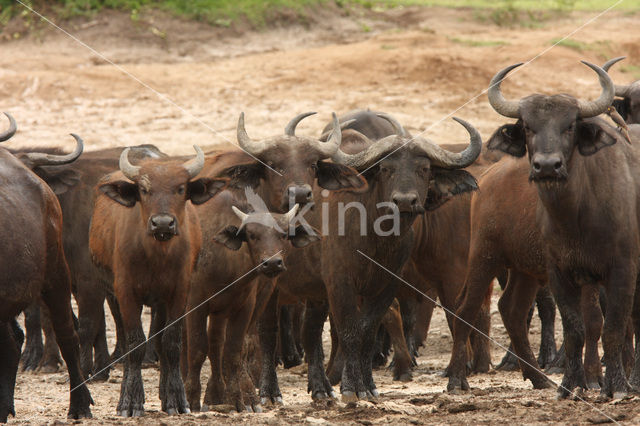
[
  {"xmin": 602, "ymin": 56, "xmax": 625, "ymax": 72},
  {"xmin": 319, "ymin": 119, "xmax": 357, "ymax": 141},
  {"xmin": 119, "ymin": 147, "xmax": 140, "ymax": 181},
  {"xmin": 332, "ymin": 118, "xmax": 481, "ymax": 170},
  {"xmin": 183, "ymin": 145, "xmax": 205, "ymax": 179},
  {"xmin": 577, "ymin": 61, "xmax": 615, "ymax": 118},
  {"xmin": 237, "ymin": 112, "xmax": 268, "ymax": 155},
  {"xmin": 487, "ymin": 63, "xmax": 524, "ymax": 118},
  {"xmin": 414, "ymin": 117, "xmax": 482, "ymax": 168},
  {"xmin": 23, "ymin": 133, "xmax": 84, "ymax": 167},
  {"xmin": 283, "ymin": 204, "xmax": 299, "ymax": 224},
  {"xmin": 231, "ymin": 205, "xmax": 249, "ymax": 223},
  {"xmin": 0, "ymin": 112, "xmax": 17, "ymax": 142},
  {"xmin": 315, "ymin": 112, "xmax": 342, "ymax": 158},
  {"xmin": 285, "ymin": 112, "xmax": 316, "ymax": 136},
  {"xmin": 376, "ymin": 113, "xmax": 408, "ymax": 137}
]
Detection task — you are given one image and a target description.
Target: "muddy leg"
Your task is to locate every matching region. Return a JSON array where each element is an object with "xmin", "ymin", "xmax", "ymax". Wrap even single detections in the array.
[
  {"xmin": 279, "ymin": 305, "xmax": 302, "ymax": 369},
  {"xmin": 20, "ymin": 303, "xmax": 43, "ymax": 372},
  {"xmin": 257, "ymin": 290, "xmax": 282, "ymax": 405},
  {"xmin": 581, "ymin": 284, "xmax": 603, "ymax": 390},
  {"xmin": 498, "ymin": 272, "xmax": 550, "ymax": 389},
  {"xmin": 535, "ymin": 285, "xmax": 558, "ymax": 369},
  {"xmin": 143, "ymin": 306, "xmax": 161, "ymax": 365},
  {"xmin": 184, "ymin": 301, "xmax": 208, "ymax": 412},
  {"xmin": 383, "ymin": 299, "xmax": 412, "ymax": 382},
  {"xmin": 304, "ymin": 299, "xmax": 334, "ymax": 400},
  {"xmin": 203, "ymin": 315, "xmax": 227, "ymax": 409},
  {"xmin": 326, "ymin": 314, "xmax": 344, "ymax": 386},
  {"xmin": 0, "ymin": 321, "xmax": 21, "ymax": 422}
]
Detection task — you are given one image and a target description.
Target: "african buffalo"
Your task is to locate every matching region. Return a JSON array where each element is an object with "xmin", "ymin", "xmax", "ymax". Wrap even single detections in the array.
[
  {"xmin": 89, "ymin": 146, "xmax": 227, "ymax": 416},
  {"xmin": 322, "ymin": 112, "xmax": 481, "ymax": 402},
  {"xmin": 484, "ymin": 60, "xmax": 640, "ymax": 399},
  {"xmin": 182, "ymin": 112, "xmax": 360, "ymax": 412},
  {"xmin": 0, "ymin": 113, "xmax": 92, "ymax": 421}
]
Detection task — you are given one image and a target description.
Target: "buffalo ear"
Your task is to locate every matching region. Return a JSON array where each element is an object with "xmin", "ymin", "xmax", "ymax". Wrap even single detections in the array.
[
  {"xmin": 289, "ymin": 225, "xmax": 321, "ymax": 248},
  {"xmin": 33, "ymin": 168, "xmax": 80, "ymax": 195},
  {"xmin": 219, "ymin": 162, "xmax": 265, "ymax": 189},
  {"xmin": 487, "ymin": 120, "xmax": 526, "ymax": 157},
  {"xmin": 188, "ymin": 178, "xmax": 228, "ymax": 205},
  {"xmin": 425, "ymin": 168, "xmax": 477, "ymax": 211},
  {"xmin": 576, "ymin": 120, "xmax": 618, "ymax": 156},
  {"xmin": 99, "ymin": 180, "xmax": 139, "ymax": 207},
  {"xmin": 317, "ymin": 161, "xmax": 367, "ymax": 192},
  {"xmin": 213, "ymin": 225, "xmax": 245, "ymax": 251}
]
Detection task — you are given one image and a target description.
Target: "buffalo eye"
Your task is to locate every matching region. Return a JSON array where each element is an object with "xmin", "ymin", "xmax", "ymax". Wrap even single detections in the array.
[
  {"xmin": 310, "ymin": 163, "xmax": 318, "ymax": 173},
  {"xmin": 565, "ymin": 123, "xmax": 575, "ymax": 134},
  {"xmin": 380, "ymin": 166, "xmax": 391, "ymax": 175},
  {"xmin": 248, "ymin": 232, "xmax": 257, "ymax": 241},
  {"xmin": 140, "ymin": 187, "xmax": 150, "ymax": 196},
  {"xmin": 176, "ymin": 184, "xmax": 186, "ymax": 195}
]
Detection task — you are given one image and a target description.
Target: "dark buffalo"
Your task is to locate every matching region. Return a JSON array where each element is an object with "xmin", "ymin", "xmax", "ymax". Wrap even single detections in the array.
[
  {"xmin": 89, "ymin": 146, "xmax": 227, "ymax": 416},
  {"xmin": 182, "ymin": 112, "xmax": 361, "ymax": 412},
  {"xmin": 484, "ymin": 60, "xmax": 640, "ymax": 399},
  {"xmin": 322, "ymin": 113, "xmax": 481, "ymax": 402},
  {"xmin": 0, "ymin": 113, "xmax": 92, "ymax": 421}
]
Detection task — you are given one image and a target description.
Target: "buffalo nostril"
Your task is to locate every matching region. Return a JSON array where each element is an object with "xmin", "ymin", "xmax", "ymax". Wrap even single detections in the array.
[
  {"xmin": 554, "ymin": 161, "xmax": 562, "ymax": 170},
  {"xmin": 410, "ymin": 198, "xmax": 418, "ymax": 206},
  {"xmin": 533, "ymin": 162, "xmax": 541, "ymax": 172},
  {"xmin": 276, "ymin": 259, "xmax": 283, "ymax": 268}
]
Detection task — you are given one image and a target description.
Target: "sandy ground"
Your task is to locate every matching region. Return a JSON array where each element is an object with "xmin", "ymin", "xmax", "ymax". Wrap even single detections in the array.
[{"xmin": 3, "ymin": 3, "xmax": 640, "ymax": 424}]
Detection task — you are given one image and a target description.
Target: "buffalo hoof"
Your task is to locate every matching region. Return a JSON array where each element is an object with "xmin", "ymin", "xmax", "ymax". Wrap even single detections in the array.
[
  {"xmin": 341, "ymin": 391, "xmax": 358, "ymax": 404},
  {"xmin": 260, "ymin": 396, "xmax": 283, "ymax": 406},
  {"xmin": 282, "ymin": 354, "xmax": 302, "ymax": 369},
  {"xmin": 587, "ymin": 381, "xmax": 601, "ymax": 391},
  {"xmin": 117, "ymin": 409, "xmax": 144, "ymax": 418},
  {"xmin": 68, "ymin": 385, "xmax": 93, "ymax": 419},
  {"xmin": 447, "ymin": 376, "xmax": 470, "ymax": 393},
  {"xmin": 253, "ymin": 404, "xmax": 263, "ymax": 413},
  {"xmin": 365, "ymin": 391, "xmax": 379, "ymax": 403},
  {"xmin": 394, "ymin": 371, "xmax": 413, "ymax": 382},
  {"xmin": 20, "ymin": 346, "xmax": 43, "ymax": 372}
]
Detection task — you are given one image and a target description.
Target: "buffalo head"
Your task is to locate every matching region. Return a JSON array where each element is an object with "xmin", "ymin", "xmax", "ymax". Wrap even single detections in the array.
[
  {"xmin": 486, "ymin": 61, "xmax": 618, "ymax": 182},
  {"xmin": 100, "ymin": 145, "xmax": 227, "ymax": 241},
  {"xmin": 220, "ymin": 112, "xmax": 366, "ymax": 212},
  {"xmin": 331, "ymin": 113, "xmax": 481, "ymax": 215},
  {"xmin": 214, "ymin": 204, "xmax": 320, "ymax": 277}
]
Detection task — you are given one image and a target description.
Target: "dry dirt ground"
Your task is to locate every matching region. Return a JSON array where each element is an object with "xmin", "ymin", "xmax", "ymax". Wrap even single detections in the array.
[{"xmin": 3, "ymin": 3, "xmax": 640, "ymax": 425}]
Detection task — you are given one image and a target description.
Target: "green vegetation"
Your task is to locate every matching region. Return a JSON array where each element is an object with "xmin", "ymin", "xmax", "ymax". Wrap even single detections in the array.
[
  {"xmin": 448, "ymin": 36, "xmax": 508, "ymax": 47},
  {"xmin": 621, "ymin": 64, "xmax": 640, "ymax": 79},
  {"xmin": 0, "ymin": 0, "xmax": 637, "ymax": 29},
  {"xmin": 550, "ymin": 37, "xmax": 590, "ymax": 51}
]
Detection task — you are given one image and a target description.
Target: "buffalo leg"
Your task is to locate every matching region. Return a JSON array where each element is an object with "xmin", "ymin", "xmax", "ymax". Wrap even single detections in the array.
[
  {"xmin": 41, "ymin": 266, "xmax": 93, "ymax": 419},
  {"xmin": 222, "ymin": 300, "xmax": 256, "ymax": 412},
  {"xmin": 325, "ymin": 314, "xmax": 344, "ymax": 386},
  {"xmin": 551, "ymin": 267, "xmax": 587, "ymax": 399},
  {"xmin": 203, "ymin": 315, "xmax": 227, "ymax": 409},
  {"xmin": 498, "ymin": 272, "xmax": 550, "ymax": 389},
  {"xmin": 158, "ymin": 302, "xmax": 189, "ymax": 415},
  {"xmin": 581, "ymin": 283, "xmax": 603, "ymax": 390},
  {"xmin": 358, "ymin": 283, "xmax": 397, "ymax": 398},
  {"xmin": 106, "ymin": 292, "xmax": 127, "ymax": 362},
  {"xmin": 303, "ymin": 299, "xmax": 334, "ymax": 400},
  {"xmin": 496, "ymin": 289, "xmax": 535, "ymax": 372},
  {"xmin": 382, "ymin": 299, "xmax": 412, "ymax": 382},
  {"xmin": 0, "ymin": 321, "xmax": 21, "ymax": 422},
  {"xmin": 535, "ymin": 285, "xmax": 557, "ymax": 369},
  {"xmin": 628, "ymin": 280, "xmax": 640, "ymax": 390},
  {"xmin": 257, "ymin": 290, "xmax": 282, "ymax": 405},
  {"xmin": 38, "ymin": 306, "xmax": 62, "ymax": 373},
  {"xmin": 91, "ymin": 305, "xmax": 111, "ymax": 381},
  {"xmin": 20, "ymin": 303, "xmax": 43, "ymax": 372},
  {"xmin": 115, "ymin": 296, "xmax": 145, "ymax": 417},
  {"xmin": 600, "ymin": 266, "xmax": 634, "ymax": 399},
  {"xmin": 143, "ymin": 307, "xmax": 160, "ymax": 365},
  {"xmin": 279, "ymin": 305, "xmax": 302, "ymax": 369},
  {"xmin": 327, "ymin": 282, "xmax": 367, "ymax": 402},
  {"xmin": 447, "ymin": 255, "xmax": 499, "ymax": 392},
  {"xmin": 184, "ymin": 302, "xmax": 208, "ymax": 411}
]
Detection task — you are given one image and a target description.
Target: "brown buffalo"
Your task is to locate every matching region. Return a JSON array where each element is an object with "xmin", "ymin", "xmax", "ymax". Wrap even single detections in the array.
[
  {"xmin": 181, "ymin": 112, "xmax": 364, "ymax": 411},
  {"xmin": 18, "ymin": 145, "xmax": 167, "ymax": 378},
  {"xmin": 89, "ymin": 146, "xmax": 227, "ymax": 416},
  {"xmin": 0, "ymin": 113, "xmax": 92, "ymax": 421},
  {"xmin": 484, "ymin": 60, "xmax": 640, "ymax": 399}
]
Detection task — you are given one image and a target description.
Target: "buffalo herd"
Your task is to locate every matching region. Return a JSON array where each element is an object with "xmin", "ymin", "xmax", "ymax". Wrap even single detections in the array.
[{"xmin": 2, "ymin": 56, "xmax": 640, "ymax": 421}]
